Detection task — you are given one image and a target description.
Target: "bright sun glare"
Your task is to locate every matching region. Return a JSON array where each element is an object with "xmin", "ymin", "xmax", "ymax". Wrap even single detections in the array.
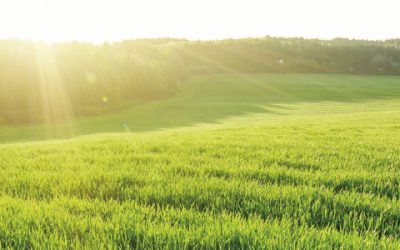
[{"xmin": 0, "ymin": 0, "xmax": 399, "ymax": 43}]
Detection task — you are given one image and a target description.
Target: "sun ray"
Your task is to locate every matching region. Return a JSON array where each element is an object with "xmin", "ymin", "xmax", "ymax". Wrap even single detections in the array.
[{"xmin": 33, "ymin": 43, "xmax": 76, "ymax": 138}]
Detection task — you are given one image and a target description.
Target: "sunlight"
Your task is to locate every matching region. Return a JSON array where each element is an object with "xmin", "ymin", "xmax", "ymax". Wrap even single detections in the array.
[
  {"xmin": 0, "ymin": 0, "xmax": 399, "ymax": 43},
  {"xmin": 33, "ymin": 43, "xmax": 75, "ymax": 138},
  {"xmin": 0, "ymin": 0, "xmax": 399, "ymax": 248}
]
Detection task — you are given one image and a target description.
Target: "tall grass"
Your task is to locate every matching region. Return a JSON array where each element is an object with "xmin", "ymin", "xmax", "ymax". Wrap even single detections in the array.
[{"xmin": 0, "ymin": 109, "xmax": 399, "ymax": 248}]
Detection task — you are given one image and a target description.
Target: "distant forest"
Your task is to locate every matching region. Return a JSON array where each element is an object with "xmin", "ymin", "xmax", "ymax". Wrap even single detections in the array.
[{"xmin": 1, "ymin": 37, "xmax": 400, "ymax": 124}]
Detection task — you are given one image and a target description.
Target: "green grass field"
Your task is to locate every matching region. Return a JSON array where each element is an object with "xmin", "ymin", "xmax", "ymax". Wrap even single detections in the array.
[{"xmin": 1, "ymin": 74, "xmax": 400, "ymax": 248}]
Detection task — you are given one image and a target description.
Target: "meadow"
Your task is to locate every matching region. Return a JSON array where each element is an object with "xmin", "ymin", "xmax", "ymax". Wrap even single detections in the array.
[{"xmin": 0, "ymin": 74, "xmax": 400, "ymax": 248}]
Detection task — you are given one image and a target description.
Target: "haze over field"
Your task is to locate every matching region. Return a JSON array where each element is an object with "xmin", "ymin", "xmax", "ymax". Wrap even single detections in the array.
[{"xmin": 1, "ymin": 0, "xmax": 400, "ymax": 249}]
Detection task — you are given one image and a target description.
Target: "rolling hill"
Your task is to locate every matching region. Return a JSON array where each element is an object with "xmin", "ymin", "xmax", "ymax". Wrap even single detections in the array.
[{"xmin": 0, "ymin": 73, "xmax": 400, "ymax": 248}]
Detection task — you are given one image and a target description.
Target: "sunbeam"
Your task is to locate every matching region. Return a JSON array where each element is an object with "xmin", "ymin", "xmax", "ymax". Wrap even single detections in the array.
[{"xmin": 33, "ymin": 43, "xmax": 76, "ymax": 138}]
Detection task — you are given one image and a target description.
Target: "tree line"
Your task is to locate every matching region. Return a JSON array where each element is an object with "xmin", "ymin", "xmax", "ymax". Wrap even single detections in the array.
[{"xmin": 1, "ymin": 37, "xmax": 400, "ymax": 125}]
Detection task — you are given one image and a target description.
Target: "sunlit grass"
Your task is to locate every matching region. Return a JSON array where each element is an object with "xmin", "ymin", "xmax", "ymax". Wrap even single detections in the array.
[
  {"xmin": 0, "ymin": 109, "xmax": 400, "ymax": 248},
  {"xmin": 0, "ymin": 73, "xmax": 400, "ymax": 248}
]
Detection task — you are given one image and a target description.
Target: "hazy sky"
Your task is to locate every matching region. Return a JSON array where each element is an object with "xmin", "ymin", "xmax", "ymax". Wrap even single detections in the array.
[{"xmin": 0, "ymin": 0, "xmax": 399, "ymax": 43}]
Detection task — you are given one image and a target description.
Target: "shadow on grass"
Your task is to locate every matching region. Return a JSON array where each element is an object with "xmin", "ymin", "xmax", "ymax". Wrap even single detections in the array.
[{"xmin": 1, "ymin": 73, "xmax": 400, "ymax": 144}]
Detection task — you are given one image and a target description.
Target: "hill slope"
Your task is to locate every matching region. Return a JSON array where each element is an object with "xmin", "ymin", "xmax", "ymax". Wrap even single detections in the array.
[
  {"xmin": 0, "ymin": 74, "xmax": 400, "ymax": 248},
  {"xmin": 2, "ymin": 73, "xmax": 400, "ymax": 143}
]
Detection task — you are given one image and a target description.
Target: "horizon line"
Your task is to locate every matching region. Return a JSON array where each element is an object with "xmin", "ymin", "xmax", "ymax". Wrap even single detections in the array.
[{"xmin": 1, "ymin": 35, "xmax": 400, "ymax": 45}]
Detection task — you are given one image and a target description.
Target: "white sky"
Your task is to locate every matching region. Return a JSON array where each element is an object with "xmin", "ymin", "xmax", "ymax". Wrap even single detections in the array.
[{"xmin": 0, "ymin": 0, "xmax": 399, "ymax": 43}]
